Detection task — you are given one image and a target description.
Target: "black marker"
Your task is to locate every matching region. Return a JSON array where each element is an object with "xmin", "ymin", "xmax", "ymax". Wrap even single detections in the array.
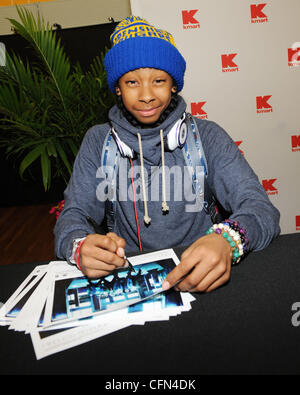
[{"xmin": 86, "ymin": 216, "xmax": 135, "ymax": 272}]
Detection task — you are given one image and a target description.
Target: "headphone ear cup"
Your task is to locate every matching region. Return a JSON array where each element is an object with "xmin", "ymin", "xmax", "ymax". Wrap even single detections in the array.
[
  {"xmin": 163, "ymin": 135, "xmax": 169, "ymax": 151},
  {"xmin": 119, "ymin": 140, "xmax": 134, "ymax": 158},
  {"xmin": 110, "ymin": 127, "xmax": 134, "ymax": 158},
  {"xmin": 178, "ymin": 121, "xmax": 187, "ymax": 148},
  {"xmin": 167, "ymin": 118, "xmax": 188, "ymax": 151}
]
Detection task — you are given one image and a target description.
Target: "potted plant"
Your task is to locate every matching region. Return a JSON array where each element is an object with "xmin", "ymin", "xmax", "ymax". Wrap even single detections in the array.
[{"xmin": 0, "ymin": 6, "xmax": 115, "ymax": 195}]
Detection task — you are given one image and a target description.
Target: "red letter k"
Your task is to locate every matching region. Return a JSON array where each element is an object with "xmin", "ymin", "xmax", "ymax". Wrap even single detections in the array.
[
  {"xmin": 251, "ymin": 4, "xmax": 267, "ymax": 19},
  {"xmin": 182, "ymin": 10, "xmax": 199, "ymax": 24}
]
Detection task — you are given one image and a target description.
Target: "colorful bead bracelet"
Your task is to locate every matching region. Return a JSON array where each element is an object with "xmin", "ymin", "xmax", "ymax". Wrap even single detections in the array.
[
  {"xmin": 205, "ymin": 220, "xmax": 248, "ymax": 264},
  {"xmin": 223, "ymin": 219, "xmax": 249, "ymax": 251}
]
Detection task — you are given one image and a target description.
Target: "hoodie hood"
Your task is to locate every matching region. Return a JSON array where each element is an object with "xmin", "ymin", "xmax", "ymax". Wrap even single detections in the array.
[{"xmin": 108, "ymin": 95, "xmax": 187, "ymax": 166}]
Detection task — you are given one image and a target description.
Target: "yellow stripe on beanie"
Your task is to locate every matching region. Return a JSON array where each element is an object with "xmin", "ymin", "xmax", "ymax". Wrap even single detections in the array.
[{"xmin": 110, "ymin": 16, "xmax": 176, "ymax": 47}]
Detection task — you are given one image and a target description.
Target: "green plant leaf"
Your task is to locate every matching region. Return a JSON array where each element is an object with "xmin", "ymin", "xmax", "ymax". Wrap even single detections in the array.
[
  {"xmin": 56, "ymin": 141, "xmax": 72, "ymax": 175},
  {"xmin": 0, "ymin": 6, "xmax": 112, "ymax": 191},
  {"xmin": 46, "ymin": 140, "xmax": 57, "ymax": 157},
  {"xmin": 19, "ymin": 143, "xmax": 46, "ymax": 178},
  {"xmin": 7, "ymin": 7, "xmax": 75, "ymax": 129},
  {"xmin": 66, "ymin": 138, "xmax": 78, "ymax": 157},
  {"xmin": 41, "ymin": 147, "xmax": 51, "ymax": 190}
]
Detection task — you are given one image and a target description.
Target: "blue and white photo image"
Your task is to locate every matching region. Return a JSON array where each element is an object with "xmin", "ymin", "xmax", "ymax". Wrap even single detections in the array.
[{"xmin": 50, "ymin": 258, "xmax": 176, "ymax": 323}]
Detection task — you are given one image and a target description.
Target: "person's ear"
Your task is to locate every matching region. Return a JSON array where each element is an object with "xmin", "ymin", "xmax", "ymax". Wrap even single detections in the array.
[
  {"xmin": 115, "ymin": 86, "xmax": 121, "ymax": 96},
  {"xmin": 171, "ymin": 86, "xmax": 177, "ymax": 94}
]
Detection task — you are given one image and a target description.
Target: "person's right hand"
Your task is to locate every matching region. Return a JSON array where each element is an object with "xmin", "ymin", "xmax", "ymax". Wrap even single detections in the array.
[{"xmin": 79, "ymin": 232, "xmax": 127, "ymax": 278}]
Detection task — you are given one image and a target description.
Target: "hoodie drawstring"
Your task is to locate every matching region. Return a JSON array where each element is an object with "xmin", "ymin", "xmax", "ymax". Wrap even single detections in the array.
[
  {"xmin": 137, "ymin": 130, "xmax": 169, "ymax": 225},
  {"xmin": 160, "ymin": 129, "xmax": 169, "ymax": 213},
  {"xmin": 137, "ymin": 132, "xmax": 151, "ymax": 225}
]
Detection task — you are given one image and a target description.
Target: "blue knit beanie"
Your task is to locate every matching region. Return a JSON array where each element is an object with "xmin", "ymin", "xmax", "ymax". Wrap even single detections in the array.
[{"xmin": 104, "ymin": 16, "xmax": 186, "ymax": 92}]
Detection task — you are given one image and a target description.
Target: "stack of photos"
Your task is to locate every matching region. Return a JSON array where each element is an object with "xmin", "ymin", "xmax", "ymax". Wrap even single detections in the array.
[{"xmin": 0, "ymin": 249, "xmax": 195, "ymax": 360}]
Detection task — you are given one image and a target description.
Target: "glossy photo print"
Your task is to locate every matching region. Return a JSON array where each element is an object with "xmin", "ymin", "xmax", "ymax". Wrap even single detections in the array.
[
  {"xmin": 0, "ymin": 265, "xmax": 48, "ymax": 326},
  {"xmin": 0, "ymin": 250, "xmax": 195, "ymax": 359},
  {"xmin": 43, "ymin": 249, "xmax": 180, "ymax": 328}
]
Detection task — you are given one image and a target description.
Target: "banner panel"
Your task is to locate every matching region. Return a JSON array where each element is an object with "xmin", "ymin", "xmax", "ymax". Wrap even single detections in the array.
[{"xmin": 131, "ymin": 0, "xmax": 300, "ymax": 234}]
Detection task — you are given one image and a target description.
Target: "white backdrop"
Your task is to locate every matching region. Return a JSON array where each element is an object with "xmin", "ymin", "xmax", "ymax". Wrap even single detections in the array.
[{"xmin": 130, "ymin": 0, "xmax": 300, "ymax": 235}]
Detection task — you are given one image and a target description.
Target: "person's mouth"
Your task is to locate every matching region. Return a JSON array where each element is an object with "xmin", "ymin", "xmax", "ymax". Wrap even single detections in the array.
[{"xmin": 136, "ymin": 106, "xmax": 160, "ymax": 117}]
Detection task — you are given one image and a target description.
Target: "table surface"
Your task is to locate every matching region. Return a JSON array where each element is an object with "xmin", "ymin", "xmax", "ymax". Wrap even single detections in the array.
[{"xmin": 1, "ymin": 232, "xmax": 300, "ymax": 375}]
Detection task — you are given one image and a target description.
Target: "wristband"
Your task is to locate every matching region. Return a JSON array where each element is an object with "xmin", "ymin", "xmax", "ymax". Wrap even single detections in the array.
[
  {"xmin": 68, "ymin": 237, "xmax": 86, "ymax": 265},
  {"xmin": 74, "ymin": 239, "xmax": 85, "ymax": 271}
]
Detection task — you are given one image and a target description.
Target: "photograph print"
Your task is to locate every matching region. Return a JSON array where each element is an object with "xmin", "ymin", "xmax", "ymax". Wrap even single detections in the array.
[{"xmin": 45, "ymin": 255, "xmax": 178, "ymax": 327}]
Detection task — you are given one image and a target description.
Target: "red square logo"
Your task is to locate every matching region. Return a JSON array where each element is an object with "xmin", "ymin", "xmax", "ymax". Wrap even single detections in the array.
[
  {"xmin": 221, "ymin": 53, "xmax": 238, "ymax": 72},
  {"xmin": 251, "ymin": 3, "xmax": 268, "ymax": 23},
  {"xmin": 191, "ymin": 102, "xmax": 207, "ymax": 119},
  {"xmin": 182, "ymin": 10, "xmax": 200, "ymax": 29},
  {"xmin": 288, "ymin": 46, "xmax": 300, "ymax": 67},
  {"xmin": 291, "ymin": 135, "xmax": 300, "ymax": 152},
  {"xmin": 296, "ymin": 216, "xmax": 300, "ymax": 231}
]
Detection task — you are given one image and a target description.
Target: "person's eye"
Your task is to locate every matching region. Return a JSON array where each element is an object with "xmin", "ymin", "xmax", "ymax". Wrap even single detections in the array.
[
  {"xmin": 154, "ymin": 79, "xmax": 165, "ymax": 84},
  {"xmin": 126, "ymin": 80, "xmax": 137, "ymax": 86}
]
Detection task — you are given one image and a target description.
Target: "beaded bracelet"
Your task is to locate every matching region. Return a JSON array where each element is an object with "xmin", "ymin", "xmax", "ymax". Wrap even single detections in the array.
[
  {"xmin": 223, "ymin": 219, "xmax": 249, "ymax": 252},
  {"xmin": 206, "ymin": 223, "xmax": 243, "ymax": 264}
]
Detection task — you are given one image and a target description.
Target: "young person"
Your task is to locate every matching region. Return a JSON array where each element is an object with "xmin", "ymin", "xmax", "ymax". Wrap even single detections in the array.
[{"xmin": 54, "ymin": 16, "xmax": 280, "ymax": 293}]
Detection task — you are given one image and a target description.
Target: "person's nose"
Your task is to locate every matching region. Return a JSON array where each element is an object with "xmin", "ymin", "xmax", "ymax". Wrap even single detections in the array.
[{"xmin": 139, "ymin": 84, "xmax": 155, "ymax": 104}]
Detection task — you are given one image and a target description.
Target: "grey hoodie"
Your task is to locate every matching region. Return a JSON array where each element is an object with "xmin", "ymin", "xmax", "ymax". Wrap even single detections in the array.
[{"xmin": 54, "ymin": 96, "xmax": 280, "ymax": 260}]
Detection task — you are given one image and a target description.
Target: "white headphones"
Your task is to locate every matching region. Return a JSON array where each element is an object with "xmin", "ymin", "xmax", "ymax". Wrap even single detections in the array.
[
  {"xmin": 165, "ymin": 113, "xmax": 187, "ymax": 151},
  {"xmin": 110, "ymin": 126, "xmax": 134, "ymax": 158},
  {"xmin": 110, "ymin": 113, "xmax": 187, "ymax": 158}
]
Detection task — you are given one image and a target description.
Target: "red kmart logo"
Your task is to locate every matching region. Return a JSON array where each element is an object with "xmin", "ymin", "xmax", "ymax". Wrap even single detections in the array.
[
  {"xmin": 256, "ymin": 95, "xmax": 273, "ymax": 113},
  {"xmin": 182, "ymin": 10, "xmax": 200, "ymax": 29},
  {"xmin": 262, "ymin": 178, "xmax": 278, "ymax": 196},
  {"xmin": 291, "ymin": 135, "xmax": 300, "ymax": 152},
  {"xmin": 221, "ymin": 53, "xmax": 238, "ymax": 72},
  {"xmin": 288, "ymin": 44, "xmax": 300, "ymax": 67},
  {"xmin": 250, "ymin": 3, "xmax": 268, "ymax": 23},
  {"xmin": 191, "ymin": 102, "xmax": 207, "ymax": 119},
  {"xmin": 296, "ymin": 216, "xmax": 300, "ymax": 231}
]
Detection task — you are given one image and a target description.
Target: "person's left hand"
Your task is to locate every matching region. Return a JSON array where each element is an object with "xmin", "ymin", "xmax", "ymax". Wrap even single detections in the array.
[{"xmin": 162, "ymin": 233, "xmax": 232, "ymax": 293}]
